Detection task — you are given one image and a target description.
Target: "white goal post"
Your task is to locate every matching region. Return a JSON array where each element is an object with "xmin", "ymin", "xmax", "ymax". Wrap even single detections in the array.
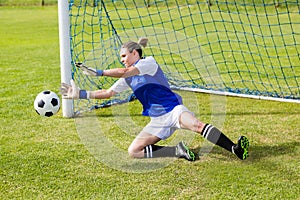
[{"xmin": 58, "ymin": 0, "xmax": 73, "ymax": 118}]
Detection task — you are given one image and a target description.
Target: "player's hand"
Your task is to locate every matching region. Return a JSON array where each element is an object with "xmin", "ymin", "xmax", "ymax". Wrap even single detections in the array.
[
  {"xmin": 75, "ymin": 62, "xmax": 103, "ymax": 76},
  {"xmin": 61, "ymin": 79, "xmax": 80, "ymax": 99}
]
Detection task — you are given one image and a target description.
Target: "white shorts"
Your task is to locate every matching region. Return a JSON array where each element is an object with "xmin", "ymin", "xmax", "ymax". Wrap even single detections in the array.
[{"xmin": 142, "ymin": 105, "xmax": 194, "ymax": 140}]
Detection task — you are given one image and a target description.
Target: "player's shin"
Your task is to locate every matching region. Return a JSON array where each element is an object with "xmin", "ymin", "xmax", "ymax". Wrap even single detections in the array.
[
  {"xmin": 144, "ymin": 145, "xmax": 176, "ymax": 158},
  {"xmin": 201, "ymin": 124, "xmax": 234, "ymax": 152},
  {"xmin": 144, "ymin": 143, "xmax": 195, "ymax": 161}
]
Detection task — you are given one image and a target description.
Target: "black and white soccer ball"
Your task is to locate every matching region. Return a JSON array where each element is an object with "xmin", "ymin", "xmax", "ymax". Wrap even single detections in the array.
[{"xmin": 34, "ymin": 90, "xmax": 60, "ymax": 117}]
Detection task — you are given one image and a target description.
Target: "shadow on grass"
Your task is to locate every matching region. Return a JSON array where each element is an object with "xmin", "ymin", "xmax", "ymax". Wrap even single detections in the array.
[{"xmin": 246, "ymin": 141, "xmax": 300, "ymax": 161}]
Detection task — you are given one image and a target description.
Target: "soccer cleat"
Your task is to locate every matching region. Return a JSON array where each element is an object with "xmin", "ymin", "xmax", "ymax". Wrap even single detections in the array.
[
  {"xmin": 232, "ymin": 136, "xmax": 249, "ymax": 160},
  {"xmin": 176, "ymin": 141, "xmax": 195, "ymax": 161}
]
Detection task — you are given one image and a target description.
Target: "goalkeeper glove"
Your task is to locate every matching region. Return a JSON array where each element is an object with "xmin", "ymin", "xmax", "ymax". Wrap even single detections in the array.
[
  {"xmin": 75, "ymin": 62, "xmax": 103, "ymax": 76},
  {"xmin": 61, "ymin": 79, "xmax": 90, "ymax": 99}
]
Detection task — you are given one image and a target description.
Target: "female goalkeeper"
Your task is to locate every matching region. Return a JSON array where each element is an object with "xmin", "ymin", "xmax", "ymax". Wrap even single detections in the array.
[{"xmin": 61, "ymin": 37, "xmax": 249, "ymax": 161}]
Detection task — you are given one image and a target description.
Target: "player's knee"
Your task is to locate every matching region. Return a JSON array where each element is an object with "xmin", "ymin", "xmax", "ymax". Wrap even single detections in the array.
[
  {"xmin": 127, "ymin": 145, "xmax": 135, "ymax": 158},
  {"xmin": 180, "ymin": 112, "xmax": 204, "ymax": 133},
  {"xmin": 128, "ymin": 144, "xmax": 142, "ymax": 158},
  {"xmin": 193, "ymin": 120, "xmax": 205, "ymax": 133}
]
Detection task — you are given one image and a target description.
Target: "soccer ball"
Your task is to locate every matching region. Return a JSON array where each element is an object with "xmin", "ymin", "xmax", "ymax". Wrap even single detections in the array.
[{"xmin": 34, "ymin": 90, "xmax": 60, "ymax": 117}]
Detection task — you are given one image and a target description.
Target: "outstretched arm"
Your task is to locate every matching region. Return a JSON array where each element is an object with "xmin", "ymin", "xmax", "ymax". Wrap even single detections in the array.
[
  {"xmin": 61, "ymin": 80, "xmax": 117, "ymax": 99},
  {"xmin": 103, "ymin": 66, "xmax": 140, "ymax": 78},
  {"xmin": 89, "ymin": 89, "xmax": 116, "ymax": 99},
  {"xmin": 76, "ymin": 63, "xmax": 140, "ymax": 78}
]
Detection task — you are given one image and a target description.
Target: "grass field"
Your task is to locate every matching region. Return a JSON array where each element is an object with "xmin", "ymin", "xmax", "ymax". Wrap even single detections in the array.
[{"xmin": 0, "ymin": 5, "xmax": 300, "ymax": 200}]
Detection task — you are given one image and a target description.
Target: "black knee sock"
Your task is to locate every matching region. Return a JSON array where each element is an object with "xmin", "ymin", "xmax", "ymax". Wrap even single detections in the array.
[
  {"xmin": 144, "ymin": 145, "xmax": 176, "ymax": 158},
  {"xmin": 201, "ymin": 124, "xmax": 235, "ymax": 152}
]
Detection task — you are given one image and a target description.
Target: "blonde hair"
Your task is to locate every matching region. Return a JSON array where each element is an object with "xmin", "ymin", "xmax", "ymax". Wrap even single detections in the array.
[{"xmin": 121, "ymin": 37, "xmax": 148, "ymax": 57}]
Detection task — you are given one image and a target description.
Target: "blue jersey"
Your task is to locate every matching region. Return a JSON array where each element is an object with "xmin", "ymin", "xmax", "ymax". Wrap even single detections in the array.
[{"xmin": 124, "ymin": 58, "xmax": 183, "ymax": 117}]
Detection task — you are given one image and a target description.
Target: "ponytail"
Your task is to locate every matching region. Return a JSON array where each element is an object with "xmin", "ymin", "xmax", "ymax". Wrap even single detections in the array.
[{"xmin": 137, "ymin": 37, "xmax": 148, "ymax": 48}]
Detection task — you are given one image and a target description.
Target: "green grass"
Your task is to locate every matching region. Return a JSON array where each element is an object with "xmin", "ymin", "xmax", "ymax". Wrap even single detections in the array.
[
  {"xmin": 0, "ymin": 5, "xmax": 300, "ymax": 200},
  {"xmin": 0, "ymin": 0, "xmax": 57, "ymax": 6}
]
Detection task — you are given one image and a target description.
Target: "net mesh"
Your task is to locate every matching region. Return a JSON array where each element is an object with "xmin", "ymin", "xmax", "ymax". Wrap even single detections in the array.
[{"xmin": 68, "ymin": 0, "xmax": 300, "ymax": 113}]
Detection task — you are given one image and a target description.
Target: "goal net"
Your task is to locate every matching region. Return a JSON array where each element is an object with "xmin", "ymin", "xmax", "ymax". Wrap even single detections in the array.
[{"xmin": 61, "ymin": 0, "xmax": 300, "ymax": 116}]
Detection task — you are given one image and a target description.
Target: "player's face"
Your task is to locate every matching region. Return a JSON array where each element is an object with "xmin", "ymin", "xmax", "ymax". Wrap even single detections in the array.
[{"xmin": 120, "ymin": 48, "xmax": 139, "ymax": 68}]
